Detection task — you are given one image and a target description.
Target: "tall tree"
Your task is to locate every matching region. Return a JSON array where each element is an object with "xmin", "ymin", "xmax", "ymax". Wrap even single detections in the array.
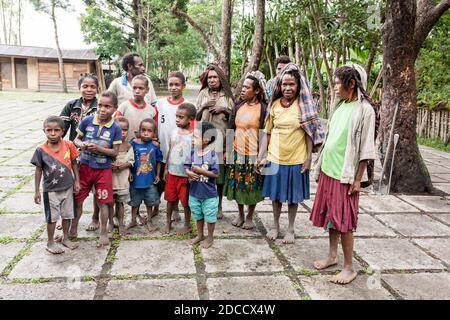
[
  {"xmin": 31, "ymin": 0, "xmax": 71, "ymax": 93},
  {"xmin": 381, "ymin": 0, "xmax": 450, "ymax": 192}
]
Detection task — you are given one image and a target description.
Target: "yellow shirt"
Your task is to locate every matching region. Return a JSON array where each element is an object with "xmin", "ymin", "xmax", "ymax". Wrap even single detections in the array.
[
  {"xmin": 233, "ymin": 102, "xmax": 261, "ymax": 156},
  {"xmin": 264, "ymin": 99, "xmax": 307, "ymax": 165}
]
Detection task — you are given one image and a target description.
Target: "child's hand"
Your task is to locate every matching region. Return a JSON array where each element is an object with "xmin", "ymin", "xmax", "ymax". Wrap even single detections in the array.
[
  {"xmin": 74, "ymin": 181, "xmax": 80, "ymax": 194},
  {"xmin": 34, "ymin": 192, "xmax": 41, "ymax": 205},
  {"xmin": 163, "ymin": 169, "xmax": 168, "ymax": 182},
  {"xmin": 86, "ymin": 143, "xmax": 100, "ymax": 153},
  {"xmin": 187, "ymin": 170, "xmax": 200, "ymax": 181},
  {"xmin": 154, "ymin": 176, "xmax": 160, "ymax": 184},
  {"xmin": 191, "ymin": 165, "xmax": 204, "ymax": 174},
  {"xmin": 152, "ymin": 139, "xmax": 160, "ymax": 148},
  {"xmin": 128, "ymin": 172, "xmax": 133, "ymax": 182}
]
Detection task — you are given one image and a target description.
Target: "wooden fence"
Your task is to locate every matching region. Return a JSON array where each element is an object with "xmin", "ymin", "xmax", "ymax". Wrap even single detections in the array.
[{"xmin": 417, "ymin": 107, "xmax": 450, "ymax": 143}]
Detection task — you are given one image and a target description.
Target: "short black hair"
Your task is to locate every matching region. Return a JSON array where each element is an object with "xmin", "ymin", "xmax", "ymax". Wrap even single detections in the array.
[
  {"xmin": 99, "ymin": 90, "xmax": 118, "ymax": 108},
  {"xmin": 139, "ymin": 118, "xmax": 157, "ymax": 132},
  {"xmin": 116, "ymin": 116, "xmax": 129, "ymax": 128},
  {"xmin": 122, "ymin": 53, "xmax": 140, "ymax": 72},
  {"xmin": 178, "ymin": 102, "xmax": 196, "ymax": 119},
  {"xmin": 78, "ymin": 73, "xmax": 99, "ymax": 90},
  {"xmin": 168, "ymin": 71, "xmax": 186, "ymax": 84},
  {"xmin": 274, "ymin": 55, "xmax": 291, "ymax": 68},
  {"xmin": 43, "ymin": 115, "xmax": 64, "ymax": 130},
  {"xmin": 196, "ymin": 121, "xmax": 216, "ymax": 145},
  {"xmin": 132, "ymin": 74, "xmax": 149, "ymax": 87}
]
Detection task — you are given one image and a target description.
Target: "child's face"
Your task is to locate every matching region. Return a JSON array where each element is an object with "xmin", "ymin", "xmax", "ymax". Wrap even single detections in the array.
[
  {"xmin": 119, "ymin": 121, "xmax": 129, "ymax": 141},
  {"xmin": 175, "ymin": 109, "xmax": 191, "ymax": 129},
  {"xmin": 98, "ymin": 96, "xmax": 117, "ymax": 122},
  {"xmin": 140, "ymin": 122, "xmax": 156, "ymax": 142},
  {"xmin": 80, "ymin": 78, "xmax": 97, "ymax": 101},
  {"xmin": 132, "ymin": 78, "xmax": 149, "ymax": 102},
  {"xmin": 168, "ymin": 77, "xmax": 185, "ymax": 99},
  {"xmin": 44, "ymin": 122, "xmax": 63, "ymax": 144},
  {"xmin": 193, "ymin": 129, "xmax": 209, "ymax": 149}
]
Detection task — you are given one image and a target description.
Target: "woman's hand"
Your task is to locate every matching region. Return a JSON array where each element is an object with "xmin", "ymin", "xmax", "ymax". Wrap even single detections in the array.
[
  {"xmin": 255, "ymin": 158, "xmax": 267, "ymax": 174},
  {"xmin": 348, "ymin": 180, "xmax": 361, "ymax": 196},
  {"xmin": 301, "ymin": 157, "xmax": 312, "ymax": 173}
]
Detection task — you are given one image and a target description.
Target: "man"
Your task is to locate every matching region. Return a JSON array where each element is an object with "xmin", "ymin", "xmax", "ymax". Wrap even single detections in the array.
[
  {"xmin": 109, "ymin": 53, "xmax": 157, "ymax": 106},
  {"xmin": 265, "ymin": 55, "xmax": 291, "ymax": 100}
]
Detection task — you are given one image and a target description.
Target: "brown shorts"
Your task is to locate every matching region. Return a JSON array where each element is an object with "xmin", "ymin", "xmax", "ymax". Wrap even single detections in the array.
[{"xmin": 43, "ymin": 187, "xmax": 75, "ymax": 223}]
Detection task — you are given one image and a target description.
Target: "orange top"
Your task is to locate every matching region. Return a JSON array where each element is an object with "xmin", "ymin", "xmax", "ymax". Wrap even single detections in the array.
[
  {"xmin": 41, "ymin": 140, "xmax": 79, "ymax": 170},
  {"xmin": 233, "ymin": 103, "xmax": 261, "ymax": 156}
]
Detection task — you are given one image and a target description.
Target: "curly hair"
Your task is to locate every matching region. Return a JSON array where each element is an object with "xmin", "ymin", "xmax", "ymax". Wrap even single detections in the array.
[
  {"xmin": 121, "ymin": 53, "xmax": 140, "ymax": 72},
  {"xmin": 78, "ymin": 73, "xmax": 99, "ymax": 90}
]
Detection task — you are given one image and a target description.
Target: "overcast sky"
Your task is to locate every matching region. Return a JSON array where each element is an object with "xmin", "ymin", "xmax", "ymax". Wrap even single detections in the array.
[{"xmin": 21, "ymin": 1, "xmax": 91, "ymax": 49}]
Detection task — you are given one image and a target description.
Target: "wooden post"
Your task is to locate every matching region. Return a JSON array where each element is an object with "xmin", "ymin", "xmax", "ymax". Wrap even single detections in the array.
[{"xmin": 11, "ymin": 57, "xmax": 16, "ymax": 89}]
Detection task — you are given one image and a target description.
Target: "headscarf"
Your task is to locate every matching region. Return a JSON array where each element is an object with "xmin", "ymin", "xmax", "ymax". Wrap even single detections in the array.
[
  {"xmin": 245, "ymin": 70, "xmax": 268, "ymax": 103},
  {"xmin": 268, "ymin": 63, "xmax": 325, "ymax": 147},
  {"xmin": 199, "ymin": 63, "xmax": 234, "ymax": 102}
]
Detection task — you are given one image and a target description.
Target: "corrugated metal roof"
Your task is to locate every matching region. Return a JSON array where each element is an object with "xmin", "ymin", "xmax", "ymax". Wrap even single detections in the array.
[{"xmin": 0, "ymin": 44, "xmax": 99, "ymax": 61}]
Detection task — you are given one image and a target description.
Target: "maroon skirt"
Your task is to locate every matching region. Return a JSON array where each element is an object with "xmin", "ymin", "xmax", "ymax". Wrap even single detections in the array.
[{"xmin": 310, "ymin": 171, "xmax": 359, "ymax": 233}]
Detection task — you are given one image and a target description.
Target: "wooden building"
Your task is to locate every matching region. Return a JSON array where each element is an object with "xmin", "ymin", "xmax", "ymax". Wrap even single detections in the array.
[{"xmin": 0, "ymin": 44, "xmax": 105, "ymax": 92}]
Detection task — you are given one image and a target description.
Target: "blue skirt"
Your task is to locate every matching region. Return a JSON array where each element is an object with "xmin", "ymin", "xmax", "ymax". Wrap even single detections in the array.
[{"xmin": 261, "ymin": 162, "xmax": 310, "ymax": 204}]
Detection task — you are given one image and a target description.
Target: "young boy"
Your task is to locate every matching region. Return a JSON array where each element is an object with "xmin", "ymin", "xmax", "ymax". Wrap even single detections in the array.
[
  {"xmin": 128, "ymin": 118, "xmax": 163, "ymax": 232},
  {"xmin": 112, "ymin": 117, "xmax": 134, "ymax": 236},
  {"xmin": 186, "ymin": 121, "xmax": 219, "ymax": 249},
  {"xmin": 31, "ymin": 116, "xmax": 80, "ymax": 254},
  {"xmin": 154, "ymin": 71, "xmax": 193, "ymax": 221},
  {"xmin": 161, "ymin": 102, "xmax": 196, "ymax": 235},
  {"xmin": 73, "ymin": 91, "xmax": 122, "ymax": 247}
]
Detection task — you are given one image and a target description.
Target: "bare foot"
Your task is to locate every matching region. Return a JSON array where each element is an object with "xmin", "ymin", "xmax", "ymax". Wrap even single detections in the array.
[
  {"xmin": 190, "ymin": 235, "xmax": 205, "ymax": 245},
  {"xmin": 313, "ymin": 256, "xmax": 338, "ymax": 270},
  {"xmin": 119, "ymin": 225, "xmax": 128, "ymax": 236},
  {"xmin": 201, "ymin": 237, "xmax": 214, "ymax": 249},
  {"xmin": 282, "ymin": 231, "xmax": 295, "ymax": 244},
  {"xmin": 56, "ymin": 223, "xmax": 62, "ymax": 230},
  {"xmin": 146, "ymin": 223, "xmax": 158, "ymax": 233},
  {"xmin": 242, "ymin": 219, "xmax": 254, "ymax": 230},
  {"xmin": 161, "ymin": 225, "xmax": 171, "ymax": 235},
  {"xmin": 137, "ymin": 214, "xmax": 147, "ymax": 226},
  {"xmin": 177, "ymin": 226, "xmax": 192, "ymax": 236},
  {"xmin": 217, "ymin": 207, "xmax": 223, "ymax": 220},
  {"xmin": 54, "ymin": 234, "xmax": 63, "ymax": 243},
  {"xmin": 97, "ymin": 234, "xmax": 110, "ymax": 247},
  {"xmin": 46, "ymin": 243, "xmax": 64, "ymax": 254},
  {"xmin": 151, "ymin": 208, "xmax": 159, "ymax": 218},
  {"xmin": 330, "ymin": 267, "xmax": 357, "ymax": 285},
  {"xmin": 126, "ymin": 221, "xmax": 138, "ymax": 230},
  {"xmin": 231, "ymin": 215, "xmax": 244, "ymax": 227},
  {"xmin": 86, "ymin": 220, "xmax": 100, "ymax": 231},
  {"xmin": 62, "ymin": 239, "xmax": 79, "ymax": 250},
  {"xmin": 266, "ymin": 229, "xmax": 279, "ymax": 241},
  {"xmin": 108, "ymin": 223, "xmax": 114, "ymax": 234},
  {"xmin": 113, "ymin": 217, "xmax": 119, "ymax": 228},
  {"xmin": 171, "ymin": 210, "xmax": 181, "ymax": 222}
]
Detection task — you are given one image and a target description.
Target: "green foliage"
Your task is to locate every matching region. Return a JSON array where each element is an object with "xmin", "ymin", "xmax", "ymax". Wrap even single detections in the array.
[
  {"xmin": 30, "ymin": 0, "xmax": 71, "ymax": 14},
  {"xmin": 416, "ymin": 12, "xmax": 450, "ymax": 110},
  {"xmin": 417, "ymin": 136, "xmax": 450, "ymax": 153}
]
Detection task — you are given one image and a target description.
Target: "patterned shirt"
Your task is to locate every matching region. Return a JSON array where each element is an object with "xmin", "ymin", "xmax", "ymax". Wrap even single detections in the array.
[{"xmin": 131, "ymin": 141, "xmax": 163, "ymax": 188}]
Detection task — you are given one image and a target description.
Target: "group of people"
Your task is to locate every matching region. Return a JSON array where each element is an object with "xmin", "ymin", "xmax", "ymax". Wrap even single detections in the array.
[{"xmin": 31, "ymin": 52, "xmax": 376, "ymax": 285}]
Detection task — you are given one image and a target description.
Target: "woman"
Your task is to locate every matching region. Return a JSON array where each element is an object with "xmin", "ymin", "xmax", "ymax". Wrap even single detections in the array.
[
  {"xmin": 224, "ymin": 71, "xmax": 268, "ymax": 230},
  {"xmin": 196, "ymin": 63, "xmax": 234, "ymax": 219},
  {"xmin": 310, "ymin": 64, "xmax": 376, "ymax": 285},
  {"xmin": 257, "ymin": 63, "xmax": 324, "ymax": 244}
]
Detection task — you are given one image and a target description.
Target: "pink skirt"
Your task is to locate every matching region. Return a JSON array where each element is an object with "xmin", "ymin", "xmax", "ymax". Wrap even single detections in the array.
[{"xmin": 310, "ymin": 171, "xmax": 359, "ymax": 233}]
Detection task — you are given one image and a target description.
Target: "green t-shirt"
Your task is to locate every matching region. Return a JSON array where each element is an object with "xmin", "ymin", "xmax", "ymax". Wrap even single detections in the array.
[{"xmin": 321, "ymin": 100, "xmax": 357, "ymax": 180}]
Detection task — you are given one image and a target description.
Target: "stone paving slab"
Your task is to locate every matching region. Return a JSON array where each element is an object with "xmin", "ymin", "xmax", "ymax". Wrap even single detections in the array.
[
  {"xmin": 0, "ymin": 282, "xmax": 97, "ymax": 300},
  {"xmin": 433, "ymin": 183, "xmax": 450, "ymax": 194},
  {"xmin": 355, "ymin": 214, "xmax": 397, "ymax": 237},
  {"xmin": 412, "ymin": 239, "xmax": 450, "ymax": 265},
  {"xmin": 0, "ymin": 177, "xmax": 23, "ymax": 192},
  {"xmin": 111, "ymin": 240, "xmax": 196, "ymax": 276},
  {"xmin": 359, "ymin": 195, "xmax": 419, "ymax": 213},
  {"xmin": 425, "ymin": 165, "xmax": 450, "ymax": 174},
  {"xmin": 437, "ymin": 174, "xmax": 450, "ymax": 182},
  {"xmin": 202, "ymin": 239, "xmax": 283, "ymax": 273},
  {"xmin": 0, "ymin": 166, "xmax": 34, "ymax": 177},
  {"xmin": 299, "ymin": 275, "xmax": 394, "ymax": 300},
  {"xmin": 430, "ymin": 175, "xmax": 450, "ymax": 183},
  {"xmin": 431, "ymin": 213, "xmax": 450, "ymax": 225},
  {"xmin": 104, "ymin": 279, "xmax": 199, "ymax": 300},
  {"xmin": 376, "ymin": 214, "xmax": 450, "ymax": 237},
  {"xmin": 9, "ymin": 241, "xmax": 109, "ymax": 279},
  {"xmin": 278, "ymin": 238, "xmax": 363, "ymax": 272},
  {"xmin": 0, "ymin": 242, "xmax": 25, "ymax": 272},
  {"xmin": 207, "ymin": 276, "xmax": 299, "ymax": 300},
  {"xmin": 0, "ymin": 214, "xmax": 43, "ymax": 238},
  {"xmin": 354, "ymin": 239, "xmax": 445, "ymax": 270},
  {"xmin": 0, "ymin": 193, "xmax": 42, "ymax": 212},
  {"xmin": 382, "ymin": 273, "xmax": 450, "ymax": 300},
  {"xmin": 0, "ymin": 149, "xmax": 22, "ymax": 158},
  {"xmin": 215, "ymin": 211, "xmax": 262, "ymax": 238},
  {"xmin": 398, "ymin": 196, "xmax": 450, "ymax": 213}
]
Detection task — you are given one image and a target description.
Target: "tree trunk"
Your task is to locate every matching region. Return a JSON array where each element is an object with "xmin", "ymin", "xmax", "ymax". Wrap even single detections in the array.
[
  {"xmin": 381, "ymin": 0, "xmax": 431, "ymax": 193},
  {"xmin": 51, "ymin": 1, "xmax": 67, "ymax": 93},
  {"xmin": 234, "ymin": 0, "xmax": 265, "ymax": 98},
  {"xmin": 265, "ymin": 46, "xmax": 274, "ymax": 79},
  {"xmin": 17, "ymin": 0, "xmax": 21, "ymax": 45},
  {"xmin": 220, "ymin": 0, "xmax": 233, "ymax": 79}
]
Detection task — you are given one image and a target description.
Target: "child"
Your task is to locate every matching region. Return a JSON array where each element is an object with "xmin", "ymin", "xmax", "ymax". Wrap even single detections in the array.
[
  {"xmin": 31, "ymin": 116, "xmax": 80, "ymax": 254},
  {"xmin": 112, "ymin": 117, "xmax": 134, "ymax": 236},
  {"xmin": 310, "ymin": 64, "xmax": 376, "ymax": 285},
  {"xmin": 186, "ymin": 121, "xmax": 219, "ymax": 249},
  {"xmin": 154, "ymin": 71, "xmax": 193, "ymax": 220},
  {"xmin": 128, "ymin": 118, "xmax": 163, "ymax": 232},
  {"xmin": 116, "ymin": 74, "xmax": 156, "ymax": 142},
  {"xmin": 161, "ymin": 102, "xmax": 196, "ymax": 235},
  {"xmin": 72, "ymin": 91, "xmax": 122, "ymax": 247}
]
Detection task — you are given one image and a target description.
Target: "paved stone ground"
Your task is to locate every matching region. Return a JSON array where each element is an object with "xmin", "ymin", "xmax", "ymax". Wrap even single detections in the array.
[{"xmin": 0, "ymin": 91, "xmax": 449, "ymax": 300}]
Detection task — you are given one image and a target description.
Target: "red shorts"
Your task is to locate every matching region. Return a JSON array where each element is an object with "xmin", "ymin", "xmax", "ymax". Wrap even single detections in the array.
[
  {"xmin": 75, "ymin": 163, "xmax": 113, "ymax": 205},
  {"xmin": 164, "ymin": 173, "xmax": 189, "ymax": 208}
]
